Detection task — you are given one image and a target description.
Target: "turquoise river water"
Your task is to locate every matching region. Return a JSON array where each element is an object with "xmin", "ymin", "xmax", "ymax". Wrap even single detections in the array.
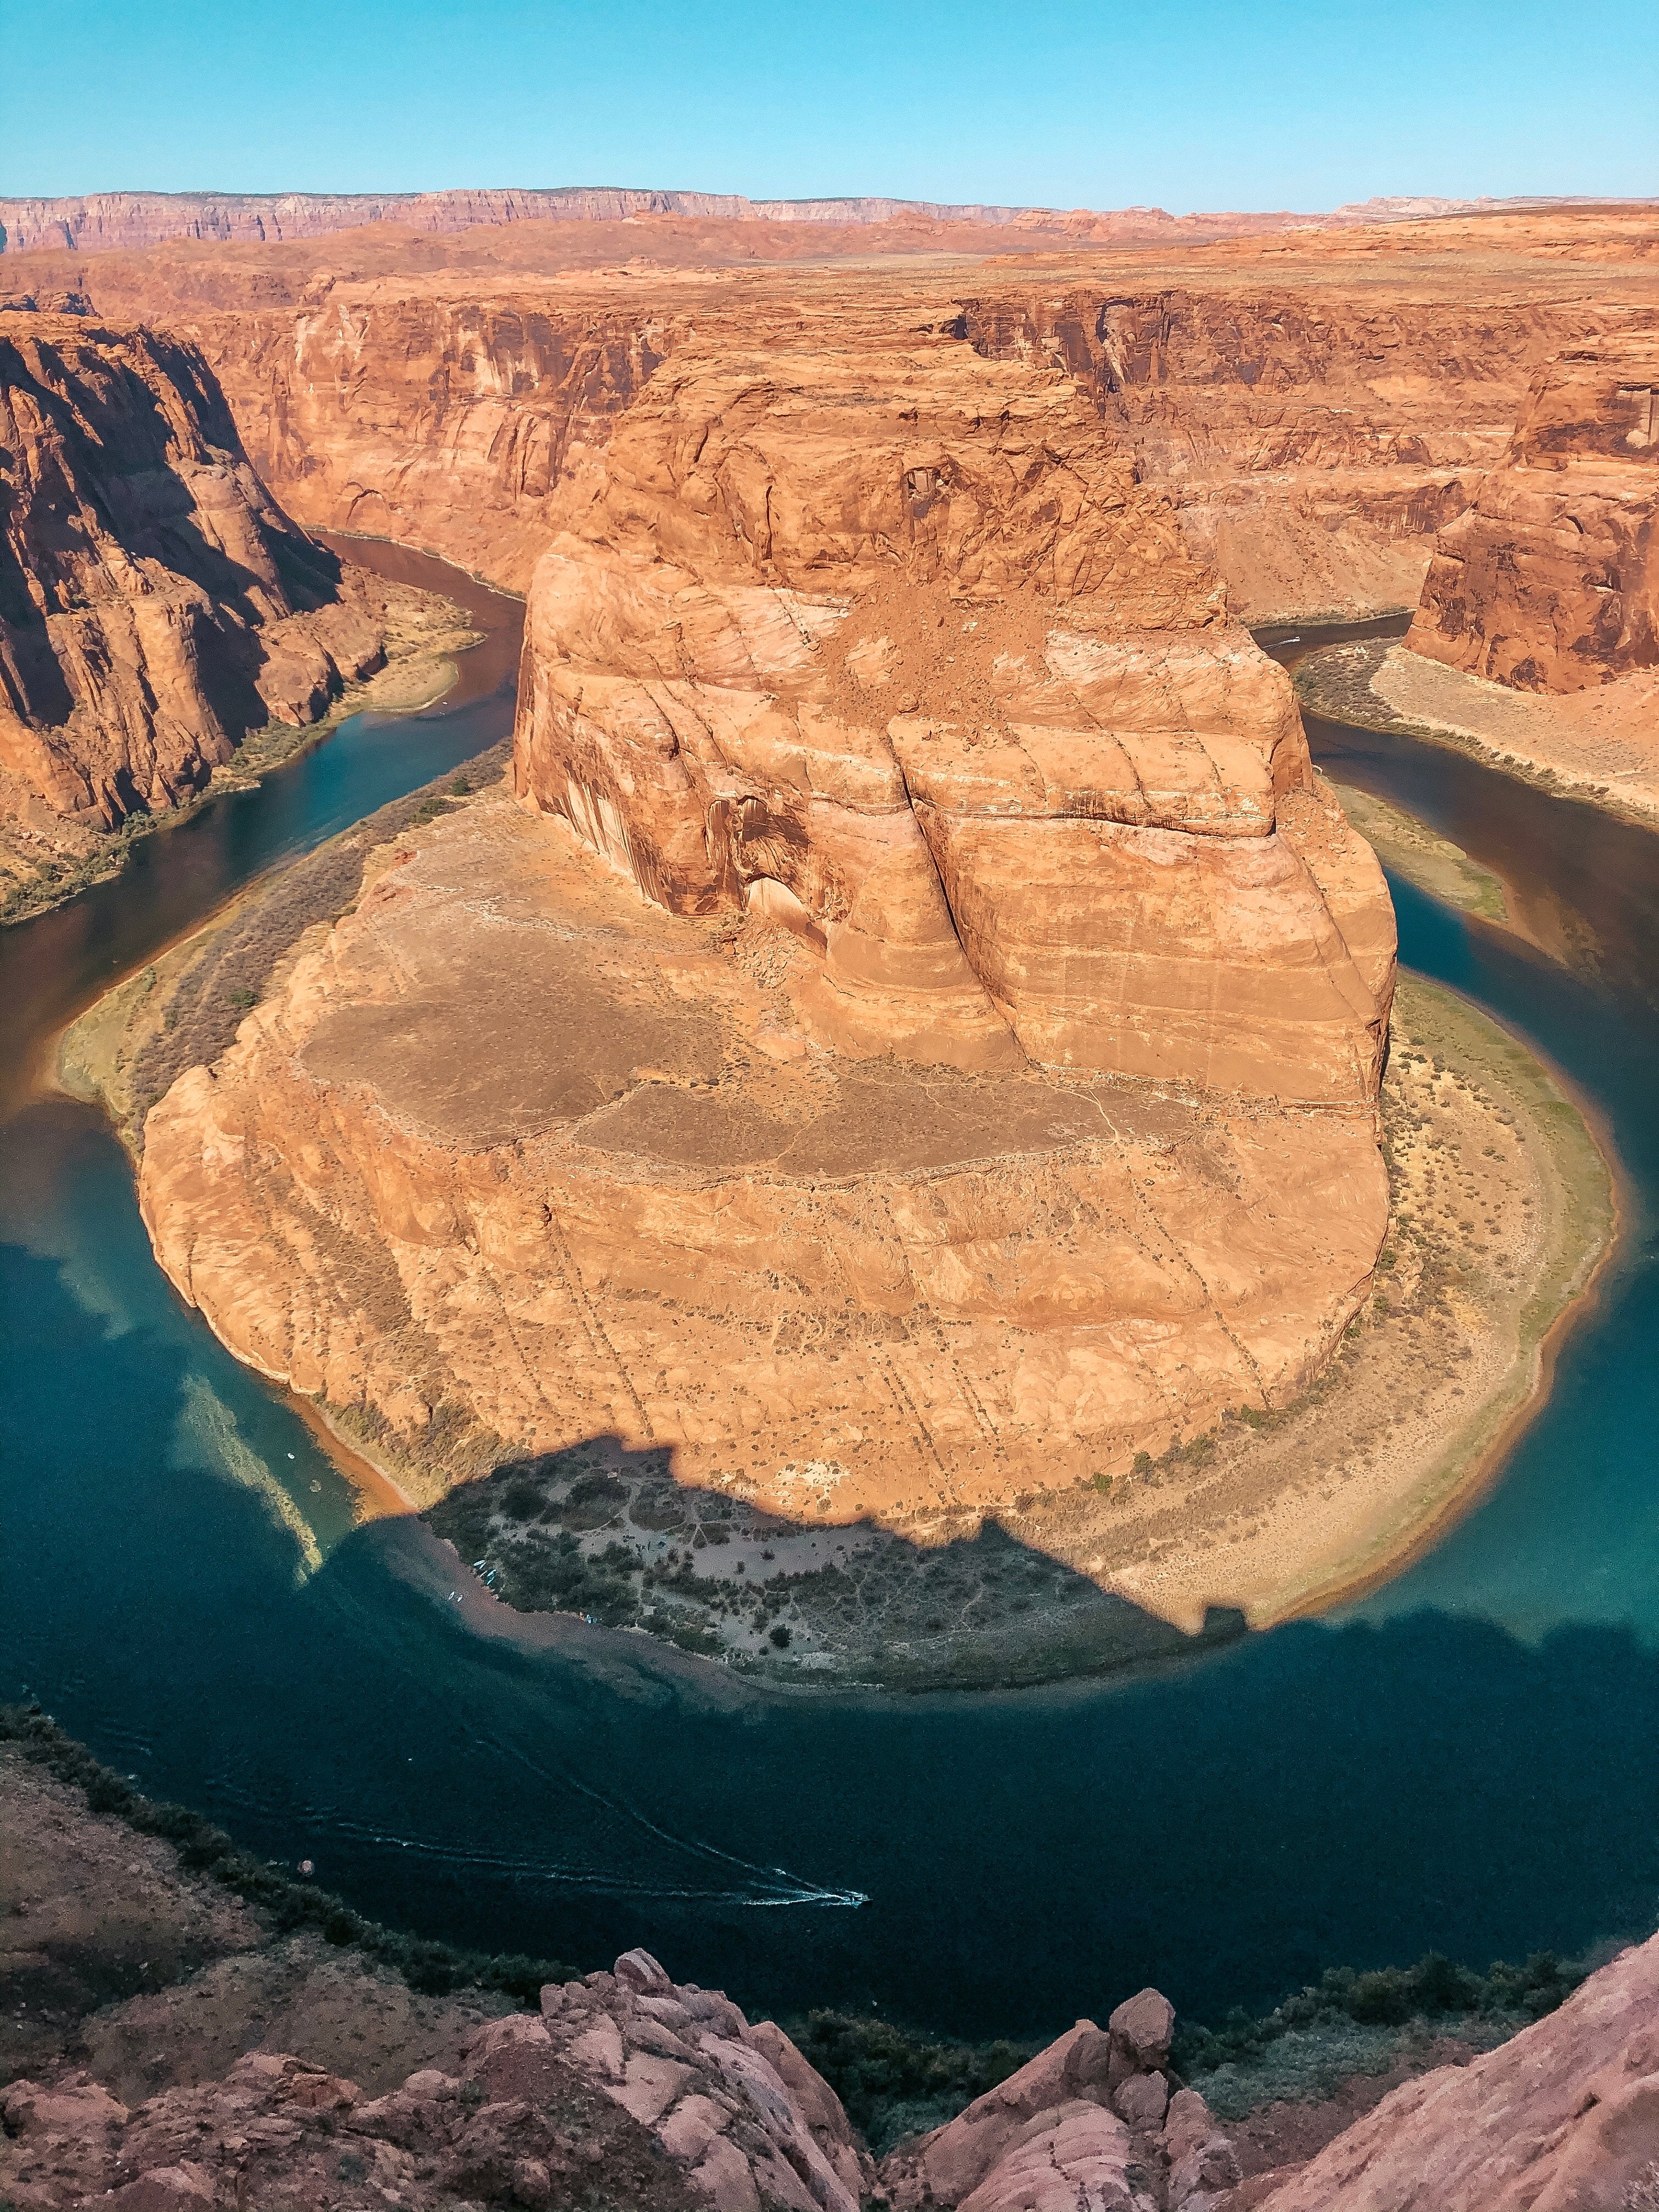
[{"xmin": 3, "ymin": 561, "xmax": 1657, "ymax": 2040}]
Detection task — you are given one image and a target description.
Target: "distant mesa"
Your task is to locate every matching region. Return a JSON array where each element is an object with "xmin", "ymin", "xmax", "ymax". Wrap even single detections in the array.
[{"xmin": 2, "ymin": 184, "xmax": 1653, "ymax": 257}]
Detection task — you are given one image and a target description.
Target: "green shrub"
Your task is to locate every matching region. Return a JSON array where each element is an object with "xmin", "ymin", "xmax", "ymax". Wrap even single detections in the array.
[{"xmin": 788, "ymin": 2011, "xmax": 1032, "ymax": 2147}]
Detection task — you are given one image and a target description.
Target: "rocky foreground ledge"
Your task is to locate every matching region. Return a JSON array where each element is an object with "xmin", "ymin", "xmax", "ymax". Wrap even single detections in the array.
[{"xmin": 6, "ymin": 1935, "xmax": 1659, "ymax": 2212}]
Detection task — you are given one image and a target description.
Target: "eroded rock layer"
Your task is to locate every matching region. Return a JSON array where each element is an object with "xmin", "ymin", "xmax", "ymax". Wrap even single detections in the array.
[
  {"xmin": 512, "ymin": 294, "xmax": 1393, "ymax": 1102},
  {"xmin": 1407, "ymin": 331, "xmax": 1658, "ymax": 689},
  {"xmin": 0, "ymin": 312, "xmax": 396, "ymax": 831},
  {"xmin": 16, "ymin": 211, "xmax": 1654, "ymax": 618}
]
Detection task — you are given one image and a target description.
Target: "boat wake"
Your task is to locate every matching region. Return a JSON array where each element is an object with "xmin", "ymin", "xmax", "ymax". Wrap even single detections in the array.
[{"xmin": 300, "ymin": 1729, "xmax": 867, "ymax": 1909}]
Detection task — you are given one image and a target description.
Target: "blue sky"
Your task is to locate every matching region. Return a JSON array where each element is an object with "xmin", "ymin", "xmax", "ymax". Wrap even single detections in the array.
[{"xmin": 7, "ymin": 0, "xmax": 1656, "ymax": 213}]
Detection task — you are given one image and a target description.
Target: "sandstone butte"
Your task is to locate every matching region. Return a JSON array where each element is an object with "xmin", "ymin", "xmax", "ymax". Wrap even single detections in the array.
[
  {"xmin": 131, "ymin": 274, "xmax": 1401, "ymax": 1521},
  {"xmin": 7, "ymin": 1925, "xmax": 1659, "ymax": 2212},
  {"xmin": 0, "ymin": 308, "xmax": 431, "ymax": 857}
]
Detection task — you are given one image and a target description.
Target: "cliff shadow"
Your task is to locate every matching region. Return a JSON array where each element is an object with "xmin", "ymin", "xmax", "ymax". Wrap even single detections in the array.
[{"xmin": 420, "ymin": 1434, "xmax": 1248, "ymax": 1692}]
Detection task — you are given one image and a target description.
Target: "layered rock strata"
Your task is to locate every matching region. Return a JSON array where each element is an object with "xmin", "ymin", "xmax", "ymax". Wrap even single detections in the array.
[
  {"xmin": 512, "ymin": 298, "xmax": 1395, "ymax": 1102},
  {"xmin": 138, "ymin": 298, "xmax": 1393, "ymax": 1526},
  {"xmin": 15, "ymin": 225, "xmax": 1651, "ymax": 618},
  {"xmin": 0, "ymin": 312, "xmax": 402, "ymax": 834},
  {"xmin": 1407, "ymin": 331, "xmax": 1658, "ymax": 689},
  {"xmin": 139, "ymin": 795, "xmax": 1390, "ymax": 1516},
  {"xmin": 179, "ymin": 283, "xmax": 689, "ymax": 590},
  {"xmin": 958, "ymin": 286, "xmax": 1638, "ymax": 622},
  {"xmin": 0, "ymin": 190, "xmax": 1491, "ymax": 261}
]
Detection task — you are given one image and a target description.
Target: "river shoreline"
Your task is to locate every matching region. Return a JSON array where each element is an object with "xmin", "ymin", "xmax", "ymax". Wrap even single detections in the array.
[
  {"xmin": 1293, "ymin": 637, "xmax": 1659, "ymax": 831},
  {"xmin": 1, "ymin": 583, "xmax": 482, "ymax": 932},
  {"xmin": 33, "ymin": 566, "xmax": 1627, "ymax": 1696},
  {"xmin": 54, "ymin": 823, "xmax": 1618, "ymax": 1695}
]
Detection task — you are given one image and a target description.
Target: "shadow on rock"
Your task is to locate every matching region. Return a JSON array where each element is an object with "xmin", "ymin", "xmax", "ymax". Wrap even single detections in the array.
[{"xmin": 421, "ymin": 1434, "xmax": 1248, "ymax": 1692}]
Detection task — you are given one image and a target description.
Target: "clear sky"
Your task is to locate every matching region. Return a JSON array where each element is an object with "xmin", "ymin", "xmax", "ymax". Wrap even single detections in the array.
[{"xmin": 6, "ymin": 0, "xmax": 1656, "ymax": 214}]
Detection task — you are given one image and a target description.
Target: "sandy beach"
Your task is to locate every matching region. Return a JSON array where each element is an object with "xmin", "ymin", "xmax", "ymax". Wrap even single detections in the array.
[{"xmin": 1295, "ymin": 638, "xmax": 1659, "ymax": 829}]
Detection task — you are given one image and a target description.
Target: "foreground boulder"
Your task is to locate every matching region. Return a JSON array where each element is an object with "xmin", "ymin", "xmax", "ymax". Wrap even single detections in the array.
[
  {"xmin": 1250, "ymin": 1932, "xmax": 1659, "ymax": 2211},
  {"xmin": 0, "ymin": 1949, "xmax": 866, "ymax": 2212}
]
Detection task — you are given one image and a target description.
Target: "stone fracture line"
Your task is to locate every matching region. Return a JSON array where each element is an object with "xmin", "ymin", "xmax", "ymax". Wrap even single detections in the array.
[
  {"xmin": 539, "ymin": 1204, "xmax": 657, "ymax": 1441},
  {"xmin": 1126, "ymin": 1171, "xmax": 1271, "ymax": 1403},
  {"xmin": 474, "ymin": 1265, "xmax": 566, "ymax": 1423},
  {"xmin": 874, "ymin": 1349, "xmax": 949, "ymax": 1479}
]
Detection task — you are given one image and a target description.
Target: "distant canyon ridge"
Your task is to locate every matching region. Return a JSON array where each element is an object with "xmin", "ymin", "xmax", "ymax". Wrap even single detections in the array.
[{"xmin": 2, "ymin": 186, "xmax": 1646, "ymax": 257}]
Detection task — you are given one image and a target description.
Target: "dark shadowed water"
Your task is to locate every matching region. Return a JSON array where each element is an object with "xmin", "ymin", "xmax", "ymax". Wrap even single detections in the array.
[{"xmin": 3, "ymin": 591, "xmax": 1657, "ymax": 2040}]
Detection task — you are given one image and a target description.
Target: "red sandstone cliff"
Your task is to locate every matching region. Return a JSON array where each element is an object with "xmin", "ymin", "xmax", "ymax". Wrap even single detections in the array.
[
  {"xmin": 1407, "ymin": 330, "xmax": 1658, "ymax": 690},
  {"xmin": 0, "ymin": 311, "xmax": 398, "ymax": 836},
  {"xmin": 9, "ymin": 218, "xmax": 1651, "ymax": 624}
]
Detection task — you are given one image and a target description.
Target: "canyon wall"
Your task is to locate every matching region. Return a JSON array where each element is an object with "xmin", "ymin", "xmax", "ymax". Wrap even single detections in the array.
[
  {"xmin": 0, "ymin": 189, "xmax": 1267, "ymax": 255},
  {"xmin": 5, "ymin": 189, "xmax": 1643, "ymax": 260},
  {"xmin": 43, "ymin": 271, "xmax": 1554, "ymax": 617},
  {"xmin": 9, "ymin": 223, "xmax": 1651, "ymax": 624},
  {"xmin": 0, "ymin": 311, "xmax": 399, "ymax": 834},
  {"xmin": 1407, "ymin": 330, "xmax": 1658, "ymax": 689},
  {"xmin": 959, "ymin": 284, "xmax": 1631, "ymax": 620},
  {"xmin": 177, "ymin": 283, "xmax": 691, "ymax": 592},
  {"xmin": 0, "ymin": 190, "xmax": 1542, "ymax": 261}
]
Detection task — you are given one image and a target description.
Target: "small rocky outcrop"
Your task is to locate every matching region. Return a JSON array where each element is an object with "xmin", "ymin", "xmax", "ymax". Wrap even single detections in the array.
[
  {"xmin": 0, "ymin": 1948, "xmax": 874, "ymax": 2212},
  {"xmin": 884, "ymin": 1988, "xmax": 1238, "ymax": 2212}
]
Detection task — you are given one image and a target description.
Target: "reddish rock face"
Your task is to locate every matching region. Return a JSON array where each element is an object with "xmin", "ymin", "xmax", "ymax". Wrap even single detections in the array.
[
  {"xmin": 133, "ymin": 282, "xmax": 1396, "ymax": 1522},
  {"xmin": 1407, "ymin": 332, "xmax": 1659, "ymax": 690},
  {"xmin": 179, "ymin": 286, "xmax": 685, "ymax": 591},
  {"xmin": 512, "ymin": 294, "xmax": 1395, "ymax": 1106},
  {"xmin": 1252, "ymin": 1932, "xmax": 1659, "ymax": 2210},
  {"xmin": 0, "ymin": 312, "xmax": 388, "ymax": 830},
  {"xmin": 955, "ymin": 284, "xmax": 1572, "ymax": 622}
]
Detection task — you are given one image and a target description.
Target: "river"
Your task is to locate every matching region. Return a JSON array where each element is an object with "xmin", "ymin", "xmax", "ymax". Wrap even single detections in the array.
[{"xmin": 3, "ymin": 568, "xmax": 1656, "ymax": 2042}]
